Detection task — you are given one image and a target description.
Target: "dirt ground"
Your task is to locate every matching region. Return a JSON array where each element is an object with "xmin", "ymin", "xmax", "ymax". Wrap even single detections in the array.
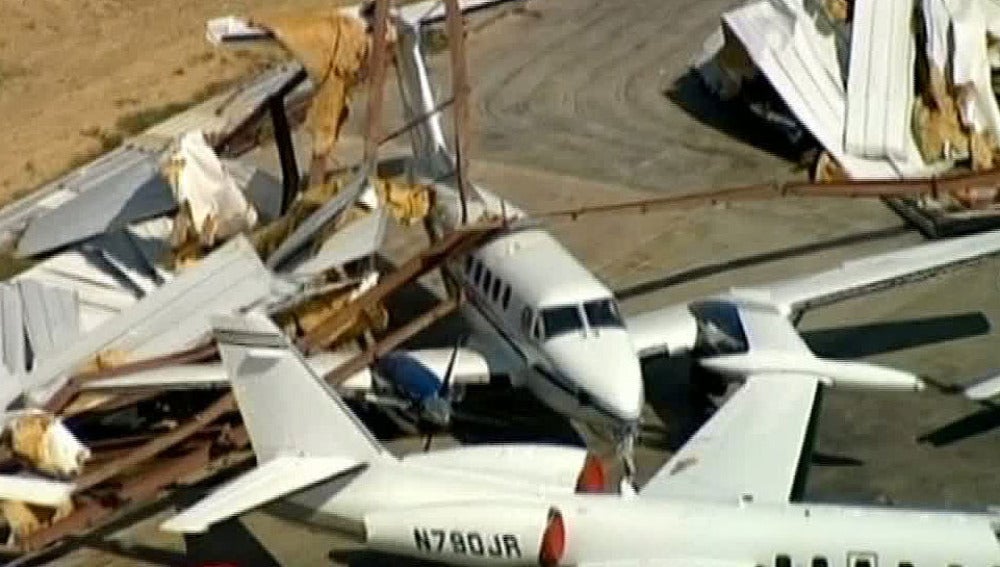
[{"xmin": 0, "ymin": 0, "xmax": 361, "ymax": 203}]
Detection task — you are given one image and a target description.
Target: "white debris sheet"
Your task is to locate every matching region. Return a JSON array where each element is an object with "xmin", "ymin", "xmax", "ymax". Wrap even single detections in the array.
[
  {"xmin": 700, "ymin": 0, "xmax": 1000, "ymax": 180},
  {"xmin": 174, "ymin": 131, "xmax": 259, "ymax": 246}
]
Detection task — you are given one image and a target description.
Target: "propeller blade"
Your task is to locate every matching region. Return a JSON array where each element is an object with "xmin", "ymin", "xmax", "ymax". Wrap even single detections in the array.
[{"xmin": 439, "ymin": 334, "xmax": 469, "ymax": 397}]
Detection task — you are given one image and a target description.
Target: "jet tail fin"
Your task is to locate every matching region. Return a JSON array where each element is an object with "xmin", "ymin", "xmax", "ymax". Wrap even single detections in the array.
[{"xmin": 212, "ymin": 313, "xmax": 386, "ymax": 463}]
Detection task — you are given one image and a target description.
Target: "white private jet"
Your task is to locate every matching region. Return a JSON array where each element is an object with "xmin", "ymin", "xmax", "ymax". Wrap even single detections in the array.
[
  {"xmin": 176, "ymin": 0, "xmax": 1000, "ymax": 473},
  {"xmin": 162, "ymin": 312, "xmax": 1000, "ymax": 566}
]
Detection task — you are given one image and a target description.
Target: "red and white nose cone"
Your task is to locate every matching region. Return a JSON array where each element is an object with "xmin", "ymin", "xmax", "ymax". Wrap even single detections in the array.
[{"xmin": 539, "ymin": 508, "xmax": 565, "ymax": 566}]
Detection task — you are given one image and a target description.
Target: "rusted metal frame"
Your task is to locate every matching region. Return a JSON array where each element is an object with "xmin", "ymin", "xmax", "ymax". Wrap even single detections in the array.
[
  {"xmin": 19, "ymin": 442, "xmax": 214, "ymax": 552},
  {"xmin": 301, "ymin": 223, "xmax": 502, "ymax": 349},
  {"xmin": 377, "ymin": 96, "xmax": 456, "ymax": 146},
  {"xmin": 324, "ymin": 296, "xmax": 461, "ymax": 384},
  {"xmin": 73, "ymin": 393, "xmax": 236, "ymax": 493},
  {"xmin": 530, "ymin": 169, "xmax": 1000, "ymax": 222},
  {"xmin": 364, "ymin": 0, "xmax": 393, "ymax": 163},
  {"xmin": 444, "ymin": 0, "xmax": 472, "ymax": 224}
]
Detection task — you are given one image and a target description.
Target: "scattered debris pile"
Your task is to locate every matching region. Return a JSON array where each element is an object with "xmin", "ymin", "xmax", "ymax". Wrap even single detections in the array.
[
  {"xmin": 695, "ymin": 0, "xmax": 1000, "ymax": 233},
  {"xmin": 0, "ymin": 1, "xmax": 469, "ymax": 557}
]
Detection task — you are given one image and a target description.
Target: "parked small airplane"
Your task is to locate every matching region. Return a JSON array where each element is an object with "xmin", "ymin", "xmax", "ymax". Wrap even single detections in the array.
[{"xmin": 163, "ymin": 312, "xmax": 1000, "ymax": 566}]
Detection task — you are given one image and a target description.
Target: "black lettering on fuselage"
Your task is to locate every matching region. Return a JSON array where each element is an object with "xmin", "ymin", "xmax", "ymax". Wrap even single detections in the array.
[
  {"xmin": 467, "ymin": 533, "xmax": 485, "ymax": 556},
  {"xmin": 502, "ymin": 534, "xmax": 521, "ymax": 558},
  {"xmin": 450, "ymin": 531, "xmax": 467, "ymax": 554},
  {"xmin": 414, "ymin": 528, "xmax": 432, "ymax": 552},
  {"xmin": 413, "ymin": 528, "xmax": 521, "ymax": 558},
  {"xmin": 431, "ymin": 529, "xmax": 446, "ymax": 552},
  {"xmin": 487, "ymin": 534, "xmax": 503, "ymax": 556}
]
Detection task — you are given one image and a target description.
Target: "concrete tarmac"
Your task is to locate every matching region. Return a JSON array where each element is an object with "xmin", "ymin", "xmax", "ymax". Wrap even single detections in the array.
[{"xmin": 43, "ymin": 0, "xmax": 1000, "ymax": 564}]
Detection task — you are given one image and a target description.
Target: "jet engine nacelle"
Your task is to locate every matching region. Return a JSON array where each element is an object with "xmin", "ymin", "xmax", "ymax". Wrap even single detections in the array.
[
  {"xmin": 699, "ymin": 351, "xmax": 924, "ymax": 391},
  {"xmin": 364, "ymin": 503, "xmax": 566, "ymax": 566}
]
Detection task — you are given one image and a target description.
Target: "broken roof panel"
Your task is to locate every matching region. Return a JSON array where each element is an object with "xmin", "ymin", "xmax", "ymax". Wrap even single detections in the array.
[
  {"xmin": 16, "ymin": 150, "xmax": 175, "ymax": 258},
  {"xmin": 24, "ymin": 235, "xmax": 281, "ymax": 405},
  {"xmin": 1, "ymin": 285, "xmax": 26, "ymax": 375},
  {"xmin": 133, "ymin": 64, "xmax": 311, "ymax": 152},
  {"xmin": 14, "ymin": 250, "xmax": 141, "ymax": 331},
  {"xmin": 723, "ymin": 0, "xmax": 929, "ymax": 178},
  {"xmin": 289, "ymin": 209, "xmax": 388, "ymax": 277},
  {"xmin": 19, "ymin": 280, "xmax": 80, "ymax": 364},
  {"xmin": 266, "ymin": 172, "xmax": 371, "ymax": 270},
  {"xmin": 0, "ymin": 146, "xmax": 159, "ymax": 247},
  {"xmin": 844, "ymin": 0, "xmax": 915, "ymax": 160}
]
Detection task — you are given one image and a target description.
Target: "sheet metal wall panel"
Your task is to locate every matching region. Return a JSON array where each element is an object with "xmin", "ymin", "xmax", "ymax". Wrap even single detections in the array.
[
  {"xmin": 289, "ymin": 210, "xmax": 388, "ymax": 277},
  {"xmin": 845, "ymin": 0, "xmax": 915, "ymax": 160},
  {"xmin": 84, "ymin": 231, "xmax": 162, "ymax": 295},
  {"xmin": 0, "ymin": 284, "xmax": 25, "ymax": 374},
  {"xmin": 725, "ymin": 0, "xmax": 928, "ymax": 178},
  {"xmin": 0, "ymin": 146, "xmax": 142, "ymax": 239},
  {"xmin": 19, "ymin": 280, "xmax": 80, "ymax": 363},
  {"xmin": 266, "ymin": 173, "xmax": 370, "ymax": 270},
  {"xmin": 24, "ymin": 236, "xmax": 274, "ymax": 403},
  {"xmin": 17, "ymin": 153, "xmax": 176, "ymax": 258},
  {"xmin": 139, "ymin": 64, "xmax": 309, "ymax": 147}
]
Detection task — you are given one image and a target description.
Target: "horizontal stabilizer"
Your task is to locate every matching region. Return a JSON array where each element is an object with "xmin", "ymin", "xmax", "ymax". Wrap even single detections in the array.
[
  {"xmin": 964, "ymin": 371, "xmax": 1000, "ymax": 401},
  {"xmin": 0, "ymin": 474, "xmax": 74, "ymax": 507},
  {"xmin": 161, "ymin": 455, "xmax": 359, "ymax": 533}
]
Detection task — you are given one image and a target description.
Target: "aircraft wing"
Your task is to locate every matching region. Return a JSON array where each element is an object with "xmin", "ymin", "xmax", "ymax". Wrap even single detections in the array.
[
  {"xmin": 639, "ymin": 371, "xmax": 819, "ymax": 504},
  {"xmin": 161, "ymin": 455, "xmax": 360, "ymax": 533},
  {"xmin": 726, "ymin": 227, "xmax": 1000, "ymax": 316},
  {"xmin": 627, "ymin": 227, "xmax": 1000, "ymax": 357}
]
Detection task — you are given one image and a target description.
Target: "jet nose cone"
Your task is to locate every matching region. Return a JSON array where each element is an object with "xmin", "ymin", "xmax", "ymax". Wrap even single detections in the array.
[{"xmin": 546, "ymin": 330, "xmax": 644, "ymax": 423}]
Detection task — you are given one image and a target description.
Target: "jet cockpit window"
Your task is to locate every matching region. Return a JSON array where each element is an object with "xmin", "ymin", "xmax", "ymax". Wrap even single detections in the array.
[
  {"xmin": 689, "ymin": 300, "xmax": 749, "ymax": 355},
  {"xmin": 583, "ymin": 298, "xmax": 623, "ymax": 328},
  {"xmin": 541, "ymin": 305, "xmax": 584, "ymax": 340}
]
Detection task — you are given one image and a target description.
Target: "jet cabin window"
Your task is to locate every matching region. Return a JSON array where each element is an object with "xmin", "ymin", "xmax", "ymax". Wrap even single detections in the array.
[
  {"xmin": 584, "ymin": 298, "xmax": 623, "ymax": 328},
  {"xmin": 540, "ymin": 306, "xmax": 584, "ymax": 339},
  {"xmin": 473, "ymin": 261, "xmax": 483, "ymax": 285},
  {"xmin": 491, "ymin": 278, "xmax": 502, "ymax": 302}
]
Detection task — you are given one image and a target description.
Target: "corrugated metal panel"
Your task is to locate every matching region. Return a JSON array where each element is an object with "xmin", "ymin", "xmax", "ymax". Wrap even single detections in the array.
[
  {"xmin": 19, "ymin": 280, "xmax": 79, "ymax": 363},
  {"xmin": 0, "ymin": 146, "xmax": 157, "ymax": 241},
  {"xmin": 844, "ymin": 0, "xmax": 915, "ymax": 159},
  {"xmin": 136, "ymin": 64, "xmax": 310, "ymax": 149},
  {"xmin": 0, "ymin": 284, "xmax": 25, "ymax": 374},
  {"xmin": 24, "ymin": 236, "xmax": 277, "ymax": 405},
  {"xmin": 17, "ymin": 150, "xmax": 175, "ymax": 257},
  {"xmin": 289, "ymin": 209, "xmax": 388, "ymax": 277},
  {"xmin": 14, "ymin": 250, "xmax": 140, "ymax": 331},
  {"xmin": 266, "ymin": 172, "xmax": 371, "ymax": 270},
  {"xmin": 83, "ymin": 231, "xmax": 163, "ymax": 295},
  {"xmin": 724, "ymin": 0, "xmax": 928, "ymax": 178}
]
